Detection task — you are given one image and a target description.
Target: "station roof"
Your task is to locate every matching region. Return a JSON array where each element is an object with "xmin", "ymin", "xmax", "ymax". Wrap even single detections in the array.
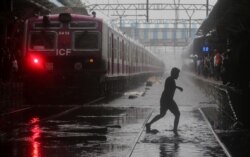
[
  {"xmin": 10, "ymin": 0, "xmax": 83, "ymax": 20},
  {"xmin": 57, "ymin": 0, "xmax": 83, "ymax": 7},
  {"xmin": 23, "ymin": 0, "xmax": 58, "ymax": 11},
  {"xmin": 13, "ymin": 0, "xmax": 84, "ymax": 14},
  {"xmin": 197, "ymin": 0, "xmax": 250, "ymax": 36},
  {"xmin": 13, "ymin": 0, "xmax": 59, "ymax": 16}
]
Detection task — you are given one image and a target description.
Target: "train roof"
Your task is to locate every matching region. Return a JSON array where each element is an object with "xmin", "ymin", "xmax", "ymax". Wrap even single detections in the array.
[{"xmin": 27, "ymin": 13, "xmax": 103, "ymax": 23}]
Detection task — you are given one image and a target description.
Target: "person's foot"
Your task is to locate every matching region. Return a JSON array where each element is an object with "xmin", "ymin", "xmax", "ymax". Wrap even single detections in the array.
[
  {"xmin": 145, "ymin": 123, "xmax": 151, "ymax": 132},
  {"xmin": 173, "ymin": 129, "xmax": 178, "ymax": 136}
]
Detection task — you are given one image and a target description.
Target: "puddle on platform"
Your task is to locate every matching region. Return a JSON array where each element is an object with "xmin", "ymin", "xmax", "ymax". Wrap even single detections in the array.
[
  {"xmin": 0, "ymin": 106, "xmax": 151, "ymax": 157},
  {"xmin": 131, "ymin": 109, "xmax": 227, "ymax": 157}
]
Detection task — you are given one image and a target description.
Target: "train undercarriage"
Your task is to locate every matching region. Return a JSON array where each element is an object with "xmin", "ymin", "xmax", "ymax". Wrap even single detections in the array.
[{"xmin": 23, "ymin": 72, "xmax": 162, "ymax": 104}]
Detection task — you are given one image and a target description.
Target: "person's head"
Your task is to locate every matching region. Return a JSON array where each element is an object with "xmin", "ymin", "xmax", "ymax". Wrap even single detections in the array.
[{"xmin": 171, "ymin": 67, "xmax": 180, "ymax": 79}]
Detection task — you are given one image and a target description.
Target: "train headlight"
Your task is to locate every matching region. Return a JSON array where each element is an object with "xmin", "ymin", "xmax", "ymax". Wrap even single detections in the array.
[
  {"xmin": 89, "ymin": 58, "xmax": 94, "ymax": 63},
  {"xmin": 27, "ymin": 54, "xmax": 44, "ymax": 70},
  {"xmin": 31, "ymin": 56, "xmax": 42, "ymax": 66},
  {"xmin": 33, "ymin": 58, "xmax": 39, "ymax": 64}
]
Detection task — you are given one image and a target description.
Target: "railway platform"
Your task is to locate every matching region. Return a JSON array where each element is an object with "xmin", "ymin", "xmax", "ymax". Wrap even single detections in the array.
[
  {"xmin": 1, "ymin": 72, "xmax": 249, "ymax": 157},
  {"xmin": 116, "ymin": 72, "xmax": 248, "ymax": 157},
  {"xmin": 125, "ymin": 73, "xmax": 229, "ymax": 157},
  {"xmin": 129, "ymin": 107, "xmax": 228, "ymax": 157}
]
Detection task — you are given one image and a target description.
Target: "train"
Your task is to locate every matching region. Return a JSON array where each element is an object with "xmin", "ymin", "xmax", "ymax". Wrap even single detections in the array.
[{"xmin": 22, "ymin": 10, "xmax": 165, "ymax": 103}]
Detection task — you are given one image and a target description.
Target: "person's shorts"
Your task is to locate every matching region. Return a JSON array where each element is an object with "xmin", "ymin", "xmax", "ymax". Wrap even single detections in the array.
[{"xmin": 160, "ymin": 100, "xmax": 180, "ymax": 115}]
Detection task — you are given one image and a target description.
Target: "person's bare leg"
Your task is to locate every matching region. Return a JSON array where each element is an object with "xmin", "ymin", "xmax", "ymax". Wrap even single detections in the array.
[
  {"xmin": 146, "ymin": 111, "xmax": 166, "ymax": 132},
  {"xmin": 170, "ymin": 101, "xmax": 180, "ymax": 135},
  {"xmin": 173, "ymin": 112, "xmax": 180, "ymax": 135}
]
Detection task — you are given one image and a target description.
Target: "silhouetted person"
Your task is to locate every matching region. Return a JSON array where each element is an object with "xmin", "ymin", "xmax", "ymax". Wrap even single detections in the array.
[
  {"xmin": 146, "ymin": 67, "xmax": 183, "ymax": 135},
  {"xmin": 213, "ymin": 49, "xmax": 222, "ymax": 80}
]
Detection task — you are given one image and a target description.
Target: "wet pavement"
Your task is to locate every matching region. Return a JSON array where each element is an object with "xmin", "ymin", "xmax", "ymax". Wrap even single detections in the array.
[
  {"xmin": 131, "ymin": 107, "xmax": 226, "ymax": 157},
  {"xmin": 0, "ymin": 72, "xmax": 232, "ymax": 157},
  {"xmin": 128, "ymin": 74, "xmax": 228, "ymax": 157},
  {"xmin": 0, "ymin": 105, "xmax": 152, "ymax": 157}
]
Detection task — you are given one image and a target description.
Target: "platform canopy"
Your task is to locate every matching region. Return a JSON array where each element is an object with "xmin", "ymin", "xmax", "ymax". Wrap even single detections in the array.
[{"xmin": 197, "ymin": 0, "xmax": 250, "ymax": 37}]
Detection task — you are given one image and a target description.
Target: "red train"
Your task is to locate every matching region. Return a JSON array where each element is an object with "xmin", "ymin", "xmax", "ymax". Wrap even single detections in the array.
[{"xmin": 22, "ymin": 12, "xmax": 164, "ymax": 103}]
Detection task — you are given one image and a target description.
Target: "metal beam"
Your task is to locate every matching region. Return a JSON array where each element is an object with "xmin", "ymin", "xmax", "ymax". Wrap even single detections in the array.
[
  {"xmin": 146, "ymin": 0, "xmax": 149, "ymax": 22},
  {"xmin": 111, "ymin": 19, "xmax": 204, "ymax": 25},
  {"xmin": 90, "ymin": 3, "xmax": 213, "ymax": 11},
  {"xmin": 111, "ymin": 14, "xmax": 146, "ymax": 17}
]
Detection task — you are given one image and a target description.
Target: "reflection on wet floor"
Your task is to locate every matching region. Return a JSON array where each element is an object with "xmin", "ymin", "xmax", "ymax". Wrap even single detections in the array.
[
  {"xmin": 0, "ymin": 106, "xmax": 151, "ymax": 157},
  {"xmin": 30, "ymin": 118, "xmax": 41, "ymax": 157},
  {"xmin": 0, "ymin": 106, "xmax": 71, "ymax": 132},
  {"xmin": 131, "ymin": 109, "xmax": 227, "ymax": 157}
]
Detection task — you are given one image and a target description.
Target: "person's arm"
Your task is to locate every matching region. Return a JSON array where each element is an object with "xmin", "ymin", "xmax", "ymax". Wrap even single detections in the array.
[{"xmin": 176, "ymin": 86, "xmax": 183, "ymax": 92}]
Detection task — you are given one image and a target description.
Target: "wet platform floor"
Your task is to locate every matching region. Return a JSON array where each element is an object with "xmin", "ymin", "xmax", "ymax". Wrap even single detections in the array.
[
  {"xmin": 0, "ymin": 73, "xmax": 232, "ymax": 157},
  {"xmin": 131, "ymin": 107, "xmax": 227, "ymax": 157},
  {"xmin": 0, "ymin": 106, "xmax": 152, "ymax": 157}
]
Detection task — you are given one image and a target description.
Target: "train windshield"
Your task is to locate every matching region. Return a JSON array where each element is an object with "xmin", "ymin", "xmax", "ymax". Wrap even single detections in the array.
[
  {"xmin": 74, "ymin": 31, "xmax": 99, "ymax": 50},
  {"xmin": 29, "ymin": 31, "xmax": 56, "ymax": 50}
]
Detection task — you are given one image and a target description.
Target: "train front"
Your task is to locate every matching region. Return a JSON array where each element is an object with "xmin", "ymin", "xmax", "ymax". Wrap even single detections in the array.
[{"xmin": 23, "ymin": 13, "xmax": 104, "ymax": 103}]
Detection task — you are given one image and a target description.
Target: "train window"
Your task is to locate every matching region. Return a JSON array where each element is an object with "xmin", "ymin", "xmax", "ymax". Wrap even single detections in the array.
[
  {"xmin": 117, "ymin": 39, "xmax": 119, "ymax": 59},
  {"xmin": 33, "ymin": 22, "xmax": 61, "ymax": 29},
  {"xmin": 120, "ymin": 41, "xmax": 123, "ymax": 60},
  {"xmin": 114, "ymin": 38, "xmax": 117, "ymax": 58},
  {"xmin": 74, "ymin": 31, "xmax": 99, "ymax": 50},
  {"xmin": 124, "ymin": 43, "xmax": 127, "ymax": 61},
  {"xmin": 69, "ymin": 22, "xmax": 97, "ymax": 29},
  {"xmin": 29, "ymin": 31, "xmax": 56, "ymax": 50},
  {"xmin": 117, "ymin": 39, "xmax": 120, "ymax": 59}
]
